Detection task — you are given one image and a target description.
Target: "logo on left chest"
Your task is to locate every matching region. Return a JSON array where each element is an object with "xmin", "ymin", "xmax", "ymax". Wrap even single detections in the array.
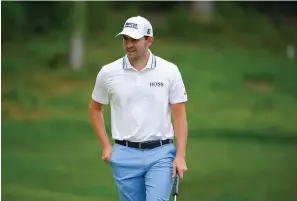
[{"xmin": 149, "ymin": 82, "xmax": 164, "ymax": 87}]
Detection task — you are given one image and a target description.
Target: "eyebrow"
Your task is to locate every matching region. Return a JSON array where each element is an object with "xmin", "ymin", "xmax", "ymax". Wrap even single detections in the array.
[{"xmin": 123, "ymin": 36, "xmax": 137, "ymax": 41}]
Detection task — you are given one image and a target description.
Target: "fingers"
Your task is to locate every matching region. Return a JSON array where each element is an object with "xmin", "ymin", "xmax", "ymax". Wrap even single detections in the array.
[
  {"xmin": 178, "ymin": 170, "xmax": 184, "ymax": 179},
  {"xmin": 102, "ymin": 147, "xmax": 113, "ymax": 164},
  {"xmin": 172, "ymin": 163, "xmax": 177, "ymax": 178},
  {"xmin": 102, "ymin": 153, "xmax": 112, "ymax": 164},
  {"xmin": 102, "ymin": 155, "xmax": 109, "ymax": 164},
  {"xmin": 177, "ymin": 167, "xmax": 187, "ymax": 179}
]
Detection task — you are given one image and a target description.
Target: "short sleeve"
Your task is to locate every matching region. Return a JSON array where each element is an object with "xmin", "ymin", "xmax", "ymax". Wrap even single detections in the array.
[
  {"xmin": 169, "ymin": 66, "xmax": 188, "ymax": 104},
  {"xmin": 91, "ymin": 68, "xmax": 109, "ymax": 104}
]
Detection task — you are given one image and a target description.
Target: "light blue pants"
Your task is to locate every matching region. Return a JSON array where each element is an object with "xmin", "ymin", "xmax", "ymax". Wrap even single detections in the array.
[{"xmin": 109, "ymin": 142, "xmax": 176, "ymax": 201}]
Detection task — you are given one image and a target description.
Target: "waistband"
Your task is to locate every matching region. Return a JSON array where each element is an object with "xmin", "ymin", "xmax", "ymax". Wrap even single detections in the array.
[{"xmin": 114, "ymin": 139, "xmax": 173, "ymax": 149}]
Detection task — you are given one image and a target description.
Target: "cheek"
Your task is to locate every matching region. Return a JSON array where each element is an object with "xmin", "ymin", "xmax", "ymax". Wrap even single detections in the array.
[{"xmin": 136, "ymin": 43, "xmax": 146, "ymax": 50}]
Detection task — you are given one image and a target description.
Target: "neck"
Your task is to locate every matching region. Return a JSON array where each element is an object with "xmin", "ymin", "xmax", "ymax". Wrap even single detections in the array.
[{"xmin": 129, "ymin": 50, "xmax": 150, "ymax": 71}]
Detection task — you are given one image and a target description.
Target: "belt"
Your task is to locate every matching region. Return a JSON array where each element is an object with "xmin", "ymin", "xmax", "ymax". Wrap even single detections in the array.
[{"xmin": 115, "ymin": 139, "xmax": 173, "ymax": 149}]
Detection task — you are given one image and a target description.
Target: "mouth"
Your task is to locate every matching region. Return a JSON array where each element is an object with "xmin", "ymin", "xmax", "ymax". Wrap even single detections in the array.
[{"xmin": 127, "ymin": 49, "xmax": 136, "ymax": 53}]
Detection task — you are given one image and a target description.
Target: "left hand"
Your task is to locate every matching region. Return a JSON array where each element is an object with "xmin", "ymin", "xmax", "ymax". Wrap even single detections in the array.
[{"xmin": 173, "ymin": 156, "xmax": 187, "ymax": 179}]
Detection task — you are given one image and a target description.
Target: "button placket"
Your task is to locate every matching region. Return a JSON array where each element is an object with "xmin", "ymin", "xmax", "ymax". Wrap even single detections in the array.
[{"xmin": 135, "ymin": 73, "xmax": 141, "ymax": 86}]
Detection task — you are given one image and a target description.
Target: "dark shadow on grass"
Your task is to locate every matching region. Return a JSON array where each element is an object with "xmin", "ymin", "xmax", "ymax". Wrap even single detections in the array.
[{"xmin": 189, "ymin": 129, "xmax": 297, "ymax": 145}]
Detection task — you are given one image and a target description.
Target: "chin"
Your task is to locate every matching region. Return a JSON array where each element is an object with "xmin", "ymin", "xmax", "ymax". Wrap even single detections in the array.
[{"xmin": 127, "ymin": 52, "xmax": 138, "ymax": 58}]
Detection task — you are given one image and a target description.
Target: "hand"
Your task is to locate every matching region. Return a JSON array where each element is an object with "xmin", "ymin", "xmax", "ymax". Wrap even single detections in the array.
[
  {"xmin": 102, "ymin": 144, "xmax": 113, "ymax": 164},
  {"xmin": 173, "ymin": 156, "xmax": 187, "ymax": 179}
]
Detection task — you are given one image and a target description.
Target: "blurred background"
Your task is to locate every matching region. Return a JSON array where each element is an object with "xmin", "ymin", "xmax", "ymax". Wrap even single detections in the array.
[{"xmin": 2, "ymin": 1, "xmax": 297, "ymax": 201}]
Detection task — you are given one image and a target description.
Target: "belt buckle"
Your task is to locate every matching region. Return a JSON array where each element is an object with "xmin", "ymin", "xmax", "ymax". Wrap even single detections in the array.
[{"xmin": 139, "ymin": 142, "xmax": 143, "ymax": 150}]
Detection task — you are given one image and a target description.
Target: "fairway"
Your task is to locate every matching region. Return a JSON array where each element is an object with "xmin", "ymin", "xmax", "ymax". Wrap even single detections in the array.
[
  {"xmin": 2, "ymin": 120, "xmax": 297, "ymax": 201},
  {"xmin": 2, "ymin": 40, "xmax": 297, "ymax": 201}
]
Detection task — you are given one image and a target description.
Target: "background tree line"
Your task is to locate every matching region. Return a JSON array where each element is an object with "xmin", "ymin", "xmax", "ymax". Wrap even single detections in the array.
[{"xmin": 2, "ymin": 1, "xmax": 297, "ymax": 42}]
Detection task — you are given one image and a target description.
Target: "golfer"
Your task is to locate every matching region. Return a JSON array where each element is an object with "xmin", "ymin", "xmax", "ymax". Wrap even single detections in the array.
[{"xmin": 89, "ymin": 16, "xmax": 188, "ymax": 201}]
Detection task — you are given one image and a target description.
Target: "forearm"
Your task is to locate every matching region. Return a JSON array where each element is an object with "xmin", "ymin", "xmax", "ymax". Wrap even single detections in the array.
[
  {"xmin": 89, "ymin": 108, "xmax": 110, "ymax": 148},
  {"xmin": 174, "ymin": 115, "xmax": 188, "ymax": 158}
]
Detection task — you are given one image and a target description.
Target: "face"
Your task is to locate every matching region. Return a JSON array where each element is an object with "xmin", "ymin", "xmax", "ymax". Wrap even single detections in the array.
[{"xmin": 123, "ymin": 35, "xmax": 154, "ymax": 59}]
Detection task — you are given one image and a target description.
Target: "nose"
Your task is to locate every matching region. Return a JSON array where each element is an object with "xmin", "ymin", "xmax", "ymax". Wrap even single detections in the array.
[{"xmin": 126, "ymin": 41, "xmax": 133, "ymax": 49}]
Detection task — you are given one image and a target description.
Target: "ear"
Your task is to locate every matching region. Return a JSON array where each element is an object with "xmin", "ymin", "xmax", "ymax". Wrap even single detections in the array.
[{"xmin": 147, "ymin": 36, "xmax": 154, "ymax": 46}]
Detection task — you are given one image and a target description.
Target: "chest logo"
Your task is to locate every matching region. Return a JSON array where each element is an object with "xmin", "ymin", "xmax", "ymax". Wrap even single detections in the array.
[{"xmin": 150, "ymin": 82, "xmax": 164, "ymax": 87}]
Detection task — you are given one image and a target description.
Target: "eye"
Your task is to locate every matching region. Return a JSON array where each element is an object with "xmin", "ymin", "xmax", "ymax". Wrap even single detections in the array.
[{"xmin": 123, "ymin": 37, "xmax": 138, "ymax": 43}]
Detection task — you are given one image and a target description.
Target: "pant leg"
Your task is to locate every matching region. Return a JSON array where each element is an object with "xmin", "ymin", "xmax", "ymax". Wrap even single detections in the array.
[
  {"xmin": 144, "ymin": 143, "xmax": 176, "ymax": 201},
  {"xmin": 110, "ymin": 144, "xmax": 146, "ymax": 201}
]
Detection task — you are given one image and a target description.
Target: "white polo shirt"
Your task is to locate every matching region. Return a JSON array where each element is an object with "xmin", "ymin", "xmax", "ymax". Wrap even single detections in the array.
[{"xmin": 92, "ymin": 51, "xmax": 188, "ymax": 142}]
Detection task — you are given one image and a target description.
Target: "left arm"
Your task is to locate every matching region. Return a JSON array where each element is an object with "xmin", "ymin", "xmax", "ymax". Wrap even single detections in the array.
[
  {"xmin": 171, "ymin": 102, "xmax": 188, "ymax": 179},
  {"xmin": 171, "ymin": 103, "xmax": 188, "ymax": 159},
  {"xmin": 168, "ymin": 65, "xmax": 189, "ymax": 179}
]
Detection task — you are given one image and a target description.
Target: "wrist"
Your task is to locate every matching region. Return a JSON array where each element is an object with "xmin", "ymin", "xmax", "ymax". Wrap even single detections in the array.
[
  {"xmin": 100, "ymin": 138, "xmax": 111, "ymax": 149},
  {"xmin": 176, "ymin": 152, "xmax": 186, "ymax": 159},
  {"xmin": 102, "ymin": 142, "xmax": 112, "ymax": 149}
]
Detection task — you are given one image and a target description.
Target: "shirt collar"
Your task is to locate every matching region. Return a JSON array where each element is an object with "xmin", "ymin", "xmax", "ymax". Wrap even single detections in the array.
[{"xmin": 123, "ymin": 50, "xmax": 156, "ymax": 70}]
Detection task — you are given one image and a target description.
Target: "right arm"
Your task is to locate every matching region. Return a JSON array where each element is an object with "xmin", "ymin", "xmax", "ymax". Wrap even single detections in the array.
[
  {"xmin": 89, "ymin": 67, "xmax": 113, "ymax": 163},
  {"xmin": 88, "ymin": 100, "xmax": 111, "ymax": 149}
]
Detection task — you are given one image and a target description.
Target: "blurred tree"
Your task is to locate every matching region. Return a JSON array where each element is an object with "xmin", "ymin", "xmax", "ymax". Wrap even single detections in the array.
[
  {"xmin": 69, "ymin": 1, "xmax": 86, "ymax": 70},
  {"xmin": 1, "ymin": 2, "xmax": 27, "ymax": 42},
  {"xmin": 191, "ymin": 1, "xmax": 215, "ymax": 23}
]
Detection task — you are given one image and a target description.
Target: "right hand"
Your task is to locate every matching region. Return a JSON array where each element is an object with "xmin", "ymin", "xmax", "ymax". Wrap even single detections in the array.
[{"xmin": 102, "ymin": 144, "xmax": 113, "ymax": 164}]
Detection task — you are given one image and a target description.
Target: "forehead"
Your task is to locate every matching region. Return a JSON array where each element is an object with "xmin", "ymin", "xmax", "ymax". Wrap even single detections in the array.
[
  {"xmin": 123, "ymin": 35, "xmax": 144, "ymax": 41},
  {"xmin": 123, "ymin": 35, "xmax": 134, "ymax": 39}
]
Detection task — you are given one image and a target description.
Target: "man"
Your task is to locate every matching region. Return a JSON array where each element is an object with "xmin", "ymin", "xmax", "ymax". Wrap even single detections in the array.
[{"xmin": 89, "ymin": 16, "xmax": 188, "ymax": 201}]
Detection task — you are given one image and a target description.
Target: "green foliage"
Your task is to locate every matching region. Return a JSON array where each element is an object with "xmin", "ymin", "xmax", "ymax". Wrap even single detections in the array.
[
  {"xmin": 152, "ymin": 2, "xmax": 296, "ymax": 51},
  {"xmin": 2, "ymin": 1, "xmax": 296, "ymax": 48},
  {"xmin": 214, "ymin": 3, "xmax": 282, "ymax": 48},
  {"xmin": 2, "ymin": 2, "xmax": 73, "ymax": 41},
  {"xmin": 2, "ymin": 2, "xmax": 28, "ymax": 40},
  {"xmin": 1, "ymin": 56, "xmax": 25, "ymax": 74},
  {"xmin": 86, "ymin": 2, "xmax": 110, "ymax": 34}
]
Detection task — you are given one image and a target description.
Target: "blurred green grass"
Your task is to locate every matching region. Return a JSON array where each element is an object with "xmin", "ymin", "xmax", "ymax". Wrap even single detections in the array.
[
  {"xmin": 2, "ymin": 119, "xmax": 297, "ymax": 201},
  {"xmin": 2, "ymin": 4, "xmax": 297, "ymax": 200}
]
